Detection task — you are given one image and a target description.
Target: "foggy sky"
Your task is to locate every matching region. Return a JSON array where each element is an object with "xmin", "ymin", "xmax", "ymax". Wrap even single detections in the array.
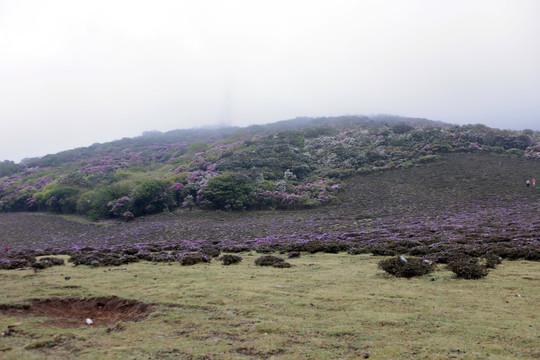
[{"xmin": 1, "ymin": 0, "xmax": 539, "ymax": 163}]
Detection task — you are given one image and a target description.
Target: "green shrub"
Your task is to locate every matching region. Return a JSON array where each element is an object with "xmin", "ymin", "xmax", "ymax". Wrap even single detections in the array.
[
  {"xmin": 130, "ymin": 179, "xmax": 173, "ymax": 216},
  {"xmin": 34, "ymin": 183, "xmax": 79, "ymax": 213},
  {"xmin": 202, "ymin": 172, "xmax": 254, "ymax": 210}
]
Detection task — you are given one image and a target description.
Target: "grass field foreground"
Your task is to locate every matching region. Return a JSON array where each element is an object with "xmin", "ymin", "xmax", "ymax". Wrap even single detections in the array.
[{"xmin": 0, "ymin": 253, "xmax": 538, "ymax": 359}]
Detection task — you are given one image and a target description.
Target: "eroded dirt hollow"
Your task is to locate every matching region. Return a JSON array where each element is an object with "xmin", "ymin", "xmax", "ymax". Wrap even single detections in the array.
[{"xmin": 0, "ymin": 296, "xmax": 153, "ymax": 328}]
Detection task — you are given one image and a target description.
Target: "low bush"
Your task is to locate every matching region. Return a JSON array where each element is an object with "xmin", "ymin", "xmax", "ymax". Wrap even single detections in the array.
[
  {"xmin": 0, "ymin": 258, "xmax": 32, "ymax": 270},
  {"xmin": 220, "ymin": 254, "xmax": 242, "ymax": 265},
  {"xmin": 31, "ymin": 257, "xmax": 65, "ymax": 269},
  {"xmin": 482, "ymin": 254, "xmax": 502, "ymax": 269},
  {"xmin": 221, "ymin": 245, "xmax": 251, "ymax": 253},
  {"xmin": 149, "ymin": 252, "xmax": 177, "ymax": 263},
  {"xmin": 273, "ymin": 261, "xmax": 292, "ymax": 268},
  {"xmin": 302, "ymin": 240, "xmax": 345, "ymax": 254},
  {"xmin": 447, "ymin": 257, "xmax": 489, "ymax": 279},
  {"xmin": 288, "ymin": 251, "xmax": 301, "ymax": 258},
  {"xmin": 254, "ymin": 255, "xmax": 285, "ymax": 266},
  {"xmin": 255, "ymin": 245, "xmax": 273, "ymax": 254},
  {"xmin": 378, "ymin": 256, "xmax": 434, "ymax": 278},
  {"xmin": 200, "ymin": 246, "xmax": 221, "ymax": 258},
  {"xmin": 68, "ymin": 252, "xmax": 139, "ymax": 267},
  {"xmin": 179, "ymin": 252, "xmax": 210, "ymax": 266}
]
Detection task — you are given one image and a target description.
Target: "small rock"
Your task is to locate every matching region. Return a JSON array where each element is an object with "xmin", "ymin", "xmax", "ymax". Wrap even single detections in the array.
[
  {"xmin": 64, "ymin": 276, "xmax": 71, "ymax": 281},
  {"xmin": 8, "ymin": 322, "xmax": 22, "ymax": 328},
  {"xmin": 328, "ymin": 281, "xmax": 334, "ymax": 285},
  {"xmin": 363, "ymin": 353, "xmax": 370, "ymax": 358}
]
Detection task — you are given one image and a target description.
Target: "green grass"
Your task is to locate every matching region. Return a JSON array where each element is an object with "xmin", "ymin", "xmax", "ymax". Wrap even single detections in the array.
[{"xmin": 1, "ymin": 254, "xmax": 538, "ymax": 359}]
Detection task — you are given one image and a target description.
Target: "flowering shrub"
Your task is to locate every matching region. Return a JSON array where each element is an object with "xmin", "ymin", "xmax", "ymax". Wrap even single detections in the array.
[{"xmin": 108, "ymin": 196, "xmax": 131, "ymax": 217}]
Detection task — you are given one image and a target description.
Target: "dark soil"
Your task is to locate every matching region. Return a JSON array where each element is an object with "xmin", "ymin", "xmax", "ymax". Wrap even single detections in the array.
[{"xmin": 0, "ymin": 296, "xmax": 153, "ymax": 328}]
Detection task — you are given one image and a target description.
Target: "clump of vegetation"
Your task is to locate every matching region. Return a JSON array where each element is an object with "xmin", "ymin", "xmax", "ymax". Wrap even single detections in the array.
[
  {"xmin": 68, "ymin": 252, "xmax": 139, "ymax": 267},
  {"xmin": 255, "ymin": 245, "xmax": 273, "ymax": 254},
  {"xmin": 148, "ymin": 252, "xmax": 177, "ymax": 263},
  {"xmin": 0, "ymin": 254, "xmax": 66, "ymax": 270},
  {"xmin": 220, "ymin": 245, "xmax": 251, "ymax": 253},
  {"xmin": 0, "ymin": 258, "xmax": 33, "ymax": 270},
  {"xmin": 178, "ymin": 253, "xmax": 210, "ymax": 266},
  {"xmin": 481, "ymin": 254, "xmax": 502, "ymax": 269},
  {"xmin": 31, "ymin": 257, "xmax": 65, "ymax": 269},
  {"xmin": 378, "ymin": 256, "xmax": 434, "ymax": 278},
  {"xmin": 220, "ymin": 254, "xmax": 242, "ymax": 265},
  {"xmin": 299, "ymin": 240, "xmax": 344, "ymax": 254},
  {"xmin": 272, "ymin": 261, "xmax": 292, "ymax": 268},
  {"xmin": 447, "ymin": 257, "xmax": 489, "ymax": 279},
  {"xmin": 288, "ymin": 251, "xmax": 301, "ymax": 258},
  {"xmin": 200, "ymin": 246, "xmax": 221, "ymax": 258},
  {"xmin": 347, "ymin": 247, "xmax": 369, "ymax": 255},
  {"xmin": 254, "ymin": 255, "xmax": 286, "ymax": 266}
]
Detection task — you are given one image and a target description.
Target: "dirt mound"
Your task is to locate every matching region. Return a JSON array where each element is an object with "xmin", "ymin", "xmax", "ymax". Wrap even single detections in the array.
[{"xmin": 0, "ymin": 296, "xmax": 153, "ymax": 328}]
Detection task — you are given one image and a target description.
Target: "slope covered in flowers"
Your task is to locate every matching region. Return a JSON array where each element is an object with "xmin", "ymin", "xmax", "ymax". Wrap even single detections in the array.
[
  {"xmin": 1, "ymin": 152, "xmax": 539, "ymax": 268},
  {"xmin": 1, "ymin": 116, "xmax": 539, "ymax": 221}
]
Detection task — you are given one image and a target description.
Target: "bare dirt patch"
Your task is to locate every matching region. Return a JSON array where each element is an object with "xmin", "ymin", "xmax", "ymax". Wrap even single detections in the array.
[{"xmin": 0, "ymin": 296, "xmax": 153, "ymax": 328}]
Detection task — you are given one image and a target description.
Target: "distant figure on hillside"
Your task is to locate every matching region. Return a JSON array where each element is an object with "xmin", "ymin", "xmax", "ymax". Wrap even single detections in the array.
[
  {"xmin": 533, "ymin": 178, "xmax": 536, "ymax": 187},
  {"xmin": 4, "ymin": 245, "xmax": 8, "ymax": 252},
  {"xmin": 526, "ymin": 179, "xmax": 530, "ymax": 187}
]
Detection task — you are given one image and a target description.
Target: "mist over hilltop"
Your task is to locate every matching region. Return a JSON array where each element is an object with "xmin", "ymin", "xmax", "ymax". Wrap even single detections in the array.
[{"xmin": 1, "ymin": 1, "xmax": 539, "ymax": 162}]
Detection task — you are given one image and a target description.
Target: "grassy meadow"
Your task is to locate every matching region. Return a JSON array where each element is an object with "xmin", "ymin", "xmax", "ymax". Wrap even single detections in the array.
[{"xmin": 1, "ymin": 253, "xmax": 539, "ymax": 359}]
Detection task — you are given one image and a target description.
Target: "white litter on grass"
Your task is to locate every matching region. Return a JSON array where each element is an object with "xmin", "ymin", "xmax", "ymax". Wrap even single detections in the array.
[
  {"xmin": 86, "ymin": 318, "xmax": 94, "ymax": 326},
  {"xmin": 400, "ymin": 255, "xmax": 408, "ymax": 263}
]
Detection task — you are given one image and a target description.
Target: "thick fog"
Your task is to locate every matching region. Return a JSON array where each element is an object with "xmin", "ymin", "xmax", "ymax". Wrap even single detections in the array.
[{"xmin": 1, "ymin": 0, "xmax": 539, "ymax": 162}]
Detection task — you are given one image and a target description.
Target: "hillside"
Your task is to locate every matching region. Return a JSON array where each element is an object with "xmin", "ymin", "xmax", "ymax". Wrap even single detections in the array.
[
  {"xmin": 1, "ymin": 152, "xmax": 539, "ymax": 264},
  {"xmin": 1, "ymin": 115, "xmax": 539, "ymax": 221}
]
